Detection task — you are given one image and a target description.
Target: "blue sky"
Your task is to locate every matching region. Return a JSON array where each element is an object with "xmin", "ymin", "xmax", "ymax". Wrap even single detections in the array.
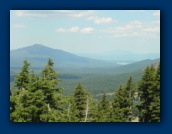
[{"xmin": 10, "ymin": 10, "xmax": 160, "ymax": 58}]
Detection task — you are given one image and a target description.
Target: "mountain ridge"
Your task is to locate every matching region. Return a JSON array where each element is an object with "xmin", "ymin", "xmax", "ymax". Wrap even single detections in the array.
[{"xmin": 10, "ymin": 44, "xmax": 119, "ymax": 68}]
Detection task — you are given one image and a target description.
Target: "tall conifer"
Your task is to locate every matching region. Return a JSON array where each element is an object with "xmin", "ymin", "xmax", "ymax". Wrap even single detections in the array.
[
  {"xmin": 15, "ymin": 60, "xmax": 30, "ymax": 90},
  {"xmin": 74, "ymin": 83, "xmax": 88, "ymax": 122}
]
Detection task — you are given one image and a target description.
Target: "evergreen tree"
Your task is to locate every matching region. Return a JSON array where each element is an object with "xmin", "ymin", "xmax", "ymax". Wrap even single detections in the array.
[
  {"xmin": 73, "ymin": 83, "xmax": 88, "ymax": 122},
  {"xmin": 10, "ymin": 91, "xmax": 20, "ymax": 121},
  {"xmin": 11, "ymin": 79, "xmax": 47, "ymax": 122},
  {"xmin": 15, "ymin": 60, "xmax": 30, "ymax": 90},
  {"xmin": 63, "ymin": 95, "xmax": 78, "ymax": 122},
  {"xmin": 40, "ymin": 107, "xmax": 59, "ymax": 122},
  {"xmin": 38, "ymin": 58, "xmax": 65, "ymax": 121},
  {"xmin": 87, "ymin": 98, "xmax": 98, "ymax": 122},
  {"xmin": 111, "ymin": 85, "xmax": 130, "ymax": 122},
  {"xmin": 149, "ymin": 63, "xmax": 160, "ymax": 122},
  {"xmin": 40, "ymin": 58, "xmax": 62, "ymax": 109},
  {"xmin": 137, "ymin": 66, "xmax": 157, "ymax": 122},
  {"xmin": 124, "ymin": 76, "xmax": 135, "ymax": 121},
  {"xmin": 11, "ymin": 60, "xmax": 31, "ymax": 121},
  {"xmin": 41, "ymin": 58, "xmax": 59, "ymax": 86},
  {"xmin": 10, "ymin": 59, "xmax": 65, "ymax": 122},
  {"xmin": 96, "ymin": 93, "xmax": 111, "ymax": 122}
]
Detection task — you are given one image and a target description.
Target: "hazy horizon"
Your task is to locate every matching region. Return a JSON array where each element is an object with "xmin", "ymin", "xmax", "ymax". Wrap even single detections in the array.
[{"xmin": 10, "ymin": 43, "xmax": 160, "ymax": 63}]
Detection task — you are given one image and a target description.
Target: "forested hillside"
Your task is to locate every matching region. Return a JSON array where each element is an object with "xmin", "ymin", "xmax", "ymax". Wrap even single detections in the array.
[
  {"xmin": 10, "ymin": 59, "xmax": 160, "ymax": 122},
  {"xmin": 10, "ymin": 58, "xmax": 160, "ymax": 96}
]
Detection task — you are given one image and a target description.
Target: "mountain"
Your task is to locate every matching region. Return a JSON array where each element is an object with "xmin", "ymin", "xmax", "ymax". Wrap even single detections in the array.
[
  {"xmin": 54, "ymin": 58, "xmax": 160, "ymax": 75},
  {"xmin": 10, "ymin": 44, "xmax": 160, "ymax": 96},
  {"xmin": 111, "ymin": 58, "xmax": 160, "ymax": 74},
  {"xmin": 10, "ymin": 44, "xmax": 119, "ymax": 68}
]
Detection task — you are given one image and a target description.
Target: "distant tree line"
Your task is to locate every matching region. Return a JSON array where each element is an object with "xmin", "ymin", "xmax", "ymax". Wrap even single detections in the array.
[{"xmin": 10, "ymin": 59, "xmax": 160, "ymax": 122}]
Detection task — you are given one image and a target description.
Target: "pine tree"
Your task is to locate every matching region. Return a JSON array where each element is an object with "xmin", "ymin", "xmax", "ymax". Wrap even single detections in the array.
[
  {"xmin": 96, "ymin": 93, "xmax": 111, "ymax": 122},
  {"xmin": 73, "ymin": 83, "xmax": 88, "ymax": 122},
  {"xmin": 10, "ymin": 91, "xmax": 20, "ymax": 121},
  {"xmin": 11, "ymin": 60, "xmax": 31, "ymax": 121},
  {"xmin": 111, "ymin": 86, "xmax": 123, "ymax": 122},
  {"xmin": 11, "ymin": 80, "xmax": 47, "ymax": 122},
  {"xmin": 124, "ymin": 76, "xmax": 135, "ymax": 121},
  {"xmin": 137, "ymin": 66, "xmax": 156, "ymax": 122},
  {"xmin": 15, "ymin": 60, "xmax": 30, "ymax": 90},
  {"xmin": 41, "ymin": 58, "xmax": 59, "ymax": 86},
  {"xmin": 63, "ymin": 95, "xmax": 78, "ymax": 122},
  {"xmin": 38, "ymin": 58, "xmax": 65, "ymax": 121},
  {"xmin": 40, "ymin": 58, "xmax": 62, "ymax": 109},
  {"xmin": 10, "ymin": 59, "xmax": 65, "ymax": 122},
  {"xmin": 40, "ymin": 106, "xmax": 59, "ymax": 122},
  {"xmin": 149, "ymin": 63, "xmax": 160, "ymax": 122},
  {"xmin": 87, "ymin": 98, "xmax": 99, "ymax": 122},
  {"xmin": 111, "ymin": 85, "xmax": 130, "ymax": 122}
]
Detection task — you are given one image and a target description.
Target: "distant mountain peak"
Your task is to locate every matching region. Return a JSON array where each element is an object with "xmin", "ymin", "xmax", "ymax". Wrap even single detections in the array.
[
  {"xmin": 33, "ymin": 44, "xmax": 43, "ymax": 46},
  {"xmin": 10, "ymin": 44, "xmax": 119, "ymax": 68},
  {"xmin": 32, "ymin": 44, "xmax": 50, "ymax": 48},
  {"xmin": 26, "ymin": 44, "xmax": 55, "ymax": 51}
]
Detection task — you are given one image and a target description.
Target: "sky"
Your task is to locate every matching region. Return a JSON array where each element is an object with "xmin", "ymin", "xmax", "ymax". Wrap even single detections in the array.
[{"xmin": 10, "ymin": 10, "xmax": 160, "ymax": 59}]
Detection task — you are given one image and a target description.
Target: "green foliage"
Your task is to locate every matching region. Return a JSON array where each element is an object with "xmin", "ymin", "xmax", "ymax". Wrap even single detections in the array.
[
  {"xmin": 11, "ymin": 67, "xmax": 144, "ymax": 97},
  {"xmin": 149, "ymin": 64, "xmax": 160, "ymax": 122},
  {"xmin": 63, "ymin": 95, "xmax": 78, "ymax": 122},
  {"xmin": 111, "ymin": 85, "xmax": 130, "ymax": 122},
  {"xmin": 11, "ymin": 89, "xmax": 45, "ymax": 122},
  {"xmin": 96, "ymin": 93, "xmax": 111, "ymax": 122},
  {"xmin": 15, "ymin": 60, "xmax": 30, "ymax": 90},
  {"xmin": 110, "ymin": 76, "xmax": 139, "ymax": 122},
  {"xmin": 73, "ymin": 83, "xmax": 89, "ymax": 122},
  {"xmin": 10, "ymin": 59, "xmax": 160, "ymax": 122},
  {"xmin": 124, "ymin": 76, "xmax": 137, "ymax": 121},
  {"xmin": 137, "ymin": 64, "xmax": 160, "ymax": 122},
  {"xmin": 10, "ymin": 59, "xmax": 65, "ymax": 122}
]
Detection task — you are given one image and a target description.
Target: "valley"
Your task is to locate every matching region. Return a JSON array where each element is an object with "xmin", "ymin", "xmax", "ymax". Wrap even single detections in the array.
[{"xmin": 10, "ymin": 44, "xmax": 160, "ymax": 98}]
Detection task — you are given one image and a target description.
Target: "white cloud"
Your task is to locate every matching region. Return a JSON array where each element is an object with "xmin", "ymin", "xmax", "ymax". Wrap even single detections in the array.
[
  {"xmin": 15, "ymin": 10, "xmax": 25, "ymax": 17},
  {"xmin": 113, "ymin": 33, "xmax": 128, "ymax": 38},
  {"xmin": 131, "ymin": 20, "xmax": 142, "ymax": 25},
  {"xmin": 153, "ymin": 11, "xmax": 160, "ymax": 17},
  {"xmin": 132, "ymin": 32, "xmax": 139, "ymax": 36},
  {"xmin": 14, "ymin": 10, "xmax": 95, "ymax": 18},
  {"xmin": 15, "ymin": 10, "xmax": 46, "ymax": 17},
  {"xmin": 101, "ymin": 20, "xmax": 160, "ymax": 38},
  {"xmin": 101, "ymin": 20, "xmax": 142, "ymax": 33},
  {"xmin": 56, "ymin": 28, "xmax": 66, "ymax": 32},
  {"xmin": 95, "ymin": 17, "xmax": 113, "ymax": 24},
  {"xmin": 144, "ymin": 26, "xmax": 160, "ymax": 32},
  {"xmin": 69, "ymin": 10, "xmax": 95, "ymax": 18},
  {"xmin": 68, "ymin": 26, "xmax": 79, "ymax": 32},
  {"xmin": 13, "ymin": 24, "xmax": 26, "ymax": 28},
  {"xmin": 87, "ymin": 16, "xmax": 114, "ymax": 24},
  {"xmin": 80, "ymin": 27, "xmax": 94, "ymax": 34},
  {"xmin": 56, "ymin": 26, "xmax": 94, "ymax": 34},
  {"xmin": 127, "ymin": 10, "xmax": 145, "ymax": 12},
  {"xmin": 151, "ymin": 20, "xmax": 160, "ymax": 24}
]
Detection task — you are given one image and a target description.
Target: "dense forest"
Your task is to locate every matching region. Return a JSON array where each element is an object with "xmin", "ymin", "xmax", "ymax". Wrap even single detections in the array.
[{"xmin": 10, "ymin": 59, "xmax": 160, "ymax": 122}]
